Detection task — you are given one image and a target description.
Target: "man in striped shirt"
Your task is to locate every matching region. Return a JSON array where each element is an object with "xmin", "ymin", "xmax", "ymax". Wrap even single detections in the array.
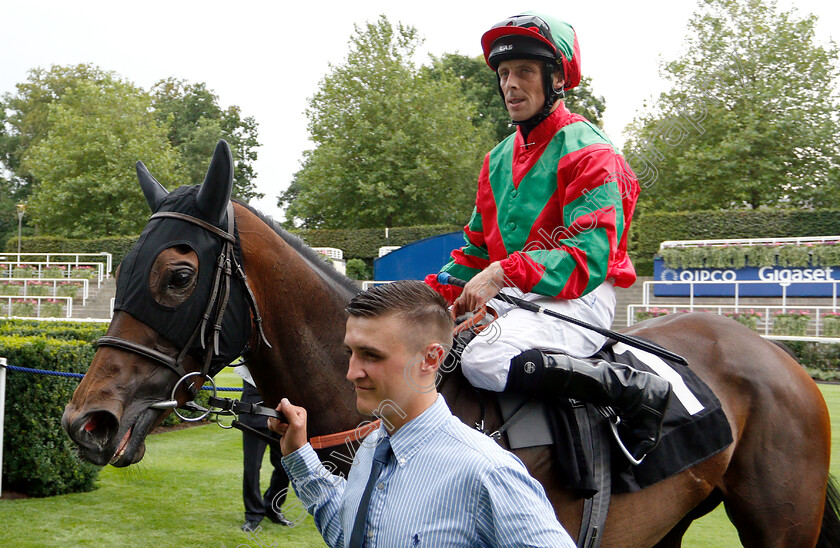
[
  {"xmin": 426, "ymin": 12, "xmax": 671, "ymax": 462},
  {"xmin": 269, "ymin": 281, "xmax": 574, "ymax": 547}
]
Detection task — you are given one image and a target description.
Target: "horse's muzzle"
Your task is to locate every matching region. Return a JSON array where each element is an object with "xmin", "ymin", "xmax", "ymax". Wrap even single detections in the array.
[{"xmin": 62, "ymin": 407, "xmax": 121, "ymax": 466}]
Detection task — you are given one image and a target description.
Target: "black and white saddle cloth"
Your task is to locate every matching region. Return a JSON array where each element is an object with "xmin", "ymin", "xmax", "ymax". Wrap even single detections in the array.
[{"xmin": 498, "ymin": 339, "xmax": 733, "ymax": 494}]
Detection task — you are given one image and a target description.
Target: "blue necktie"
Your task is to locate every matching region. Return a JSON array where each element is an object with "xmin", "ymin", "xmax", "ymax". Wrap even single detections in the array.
[{"xmin": 348, "ymin": 436, "xmax": 391, "ymax": 548}]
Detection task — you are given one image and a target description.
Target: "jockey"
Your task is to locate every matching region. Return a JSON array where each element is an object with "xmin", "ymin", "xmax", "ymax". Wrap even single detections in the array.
[{"xmin": 426, "ymin": 12, "xmax": 672, "ymax": 461}]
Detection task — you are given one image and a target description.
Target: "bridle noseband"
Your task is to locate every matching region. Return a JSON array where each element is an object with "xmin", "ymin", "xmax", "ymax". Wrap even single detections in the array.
[{"xmin": 97, "ymin": 202, "xmax": 270, "ymax": 410}]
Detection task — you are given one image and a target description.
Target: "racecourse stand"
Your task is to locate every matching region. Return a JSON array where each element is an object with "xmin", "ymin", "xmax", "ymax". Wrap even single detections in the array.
[
  {"xmin": 313, "ymin": 247, "xmax": 346, "ymax": 275},
  {"xmin": 0, "ymin": 252, "xmax": 111, "ymax": 283},
  {"xmin": 622, "ymin": 237, "xmax": 840, "ymax": 341},
  {"xmin": 0, "ymin": 252, "xmax": 113, "ymax": 320},
  {"xmin": 379, "ymin": 246, "xmax": 401, "ymax": 257}
]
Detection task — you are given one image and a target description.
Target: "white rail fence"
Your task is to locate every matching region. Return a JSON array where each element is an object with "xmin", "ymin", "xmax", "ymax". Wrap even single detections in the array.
[
  {"xmin": 0, "ymin": 252, "xmax": 112, "ymax": 318},
  {"xmin": 628, "ymin": 279, "xmax": 840, "ymax": 341},
  {"xmin": 659, "ymin": 236, "xmax": 840, "ymax": 249},
  {"xmin": 0, "ymin": 252, "xmax": 112, "ymax": 274},
  {"xmin": 0, "ymin": 278, "xmax": 89, "ymax": 305},
  {"xmin": 0, "ymin": 260, "xmax": 107, "ymax": 287},
  {"xmin": 635, "ymin": 279, "xmax": 840, "ymax": 310},
  {"xmin": 0, "ymin": 295, "xmax": 73, "ymax": 319}
]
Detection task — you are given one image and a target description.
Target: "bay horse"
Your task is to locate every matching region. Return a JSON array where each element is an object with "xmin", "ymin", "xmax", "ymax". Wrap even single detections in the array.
[{"xmin": 63, "ymin": 141, "xmax": 839, "ymax": 547}]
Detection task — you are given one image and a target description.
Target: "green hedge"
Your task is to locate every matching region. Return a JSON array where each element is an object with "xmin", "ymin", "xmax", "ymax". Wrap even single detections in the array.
[
  {"xmin": 6, "ymin": 224, "xmax": 465, "ymax": 266},
  {"xmin": 1, "ymin": 333, "xmax": 104, "ymax": 496},
  {"xmin": 0, "ymin": 319, "xmax": 107, "ymax": 342},
  {"xmin": 781, "ymin": 341, "xmax": 840, "ymax": 381},
  {"xmin": 658, "ymin": 241, "xmax": 840, "ymax": 270},
  {"xmin": 629, "ymin": 209, "xmax": 840, "ymax": 275},
  {"xmin": 11, "ymin": 210, "xmax": 840, "ymax": 278},
  {"xmin": 294, "ymin": 224, "xmax": 461, "ymax": 260},
  {"xmin": 346, "ymin": 258, "xmax": 373, "ymax": 280},
  {"xmin": 0, "ymin": 318, "xmax": 203, "ymax": 431}
]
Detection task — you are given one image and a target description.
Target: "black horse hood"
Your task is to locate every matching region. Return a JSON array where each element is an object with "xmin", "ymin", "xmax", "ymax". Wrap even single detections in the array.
[{"xmin": 114, "ymin": 186, "xmax": 252, "ymax": 374}]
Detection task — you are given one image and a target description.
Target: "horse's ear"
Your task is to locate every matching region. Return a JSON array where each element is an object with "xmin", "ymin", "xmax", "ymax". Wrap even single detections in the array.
[
  {"xmin": 136, "ymin": 161, "xmax": 169, "ymax": 212},
  {"xmin": 196, "ymin": 140, "xmax": 234, "ymax": 223}
]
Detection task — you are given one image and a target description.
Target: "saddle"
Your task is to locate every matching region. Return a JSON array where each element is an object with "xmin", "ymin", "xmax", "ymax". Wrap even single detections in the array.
[
  {"xmin": 492, "ymin": 340, "xmax": 732, "ymax": 493},
  {"xmin": 447, "ymin": 326, "xmax": 733, "ymax": 547}
]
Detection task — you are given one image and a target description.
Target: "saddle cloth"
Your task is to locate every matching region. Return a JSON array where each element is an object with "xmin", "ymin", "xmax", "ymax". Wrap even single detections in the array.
[{"xmin": 498, "ymin": 339, "xmax": 733, "ymax": 494}]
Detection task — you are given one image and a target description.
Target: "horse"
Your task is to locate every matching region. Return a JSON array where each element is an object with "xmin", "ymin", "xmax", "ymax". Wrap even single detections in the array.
[{"xmin": 63, "ymin": 141, "xmax": 840, "ymax": 547}]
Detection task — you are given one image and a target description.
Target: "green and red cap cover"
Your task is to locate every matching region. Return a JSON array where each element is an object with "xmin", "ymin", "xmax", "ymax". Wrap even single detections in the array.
[{"xmin": 481, "ymin": 11, "xmax": 581, "ymax": 90}]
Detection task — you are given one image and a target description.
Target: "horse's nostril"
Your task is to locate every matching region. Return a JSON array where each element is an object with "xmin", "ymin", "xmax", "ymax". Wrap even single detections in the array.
[
  {"xmin": 80, "ymin": 410, "xmax": 119, "ymax": 445},
  {"xmin": 84, "ymin": 414, "xmax": 98, "ymax": 432}
]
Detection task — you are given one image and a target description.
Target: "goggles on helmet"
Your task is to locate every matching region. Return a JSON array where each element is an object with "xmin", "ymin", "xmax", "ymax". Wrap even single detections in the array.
[
  {"xmin": 481, "ymin": 12, "xmax": 581, "ymax": 91},
  {"xmin": 482, "ymin": 15, "xmax": 559, "ymax": 69}
]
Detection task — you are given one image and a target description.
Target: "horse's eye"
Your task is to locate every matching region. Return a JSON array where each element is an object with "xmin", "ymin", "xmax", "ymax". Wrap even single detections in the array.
[
  {"xmin": 150, "ymin": 248, "xmax": 199, "ymax": 307},
  {"xmin": 169, "ymin": 269, "xmax": 194, "ymax": 289}
]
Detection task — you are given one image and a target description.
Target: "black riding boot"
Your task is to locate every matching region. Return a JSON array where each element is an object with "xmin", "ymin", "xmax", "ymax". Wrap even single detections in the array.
[{"xmin": 505, "ymin": 349, "xmax": 672, "ymax": 462}]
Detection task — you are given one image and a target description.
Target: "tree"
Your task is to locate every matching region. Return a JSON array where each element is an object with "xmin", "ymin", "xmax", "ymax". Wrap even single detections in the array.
[
  {"xmin": 0, "ymin": 177, "xmax": 21, "ymax": 248},
  {"xmin": 565, "ymin": 77, "xmax": 607, "ymax": 130},
  {"xmin": 0, "ymin": 64, "xmax": 262, "ymax": 237},
  {"xmin": 623, "ymin": 0, "xmax": 840, "ymax": 211},
  {"xmin": 424, "ymin": 54, "xmax": 511, "ymax": 143},
  {"xmin": 150, "ymin": 78, "xmax": 262, "ymax": 201},
  {"xmin": 425, "ymin": 53, "xmax": 607, "ymax": 144},
  {"xmin": 22, "ymin": 76, "xmax": 183, "ymax": 237},
  {"xmin": 279, "ymin": 16, "xmax": 494, "ymax": 229},
  {"xmin": 0, "ymin": 64, "xmax": 116, "ymax": 200}
]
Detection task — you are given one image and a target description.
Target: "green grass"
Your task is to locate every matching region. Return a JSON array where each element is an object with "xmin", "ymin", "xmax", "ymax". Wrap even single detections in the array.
[
  {"xmin": 0, "ymin": 423, "xmax": 324, "ymax": 547},
  {"xmin": 0, "ymin": 367, "xmax": 326, "ymax": 547},
  {"xmin": 2, "ymin": 383, "xmax": 839, "ymax": 546}
]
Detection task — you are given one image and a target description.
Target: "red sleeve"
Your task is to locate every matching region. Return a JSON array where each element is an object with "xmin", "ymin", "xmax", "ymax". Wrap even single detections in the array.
[{"xmin": 424, "ymin": 273, "xmax": 463, "ymax": 304}]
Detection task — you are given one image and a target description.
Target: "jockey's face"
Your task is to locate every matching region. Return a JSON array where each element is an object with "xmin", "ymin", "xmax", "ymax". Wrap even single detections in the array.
[
  {"xmin": 497, "ymin": 58, "xmax": 565, "ymax": 122},
  {"xmin": 498, "ymin": 59, "xmax": 546, "ymax": 121},
  {"xmin": 344, "ymin": 313, "xmax": 440, "ymax": 433}
]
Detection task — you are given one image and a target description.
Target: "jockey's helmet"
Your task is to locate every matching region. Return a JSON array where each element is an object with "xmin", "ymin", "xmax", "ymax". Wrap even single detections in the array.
[{"xmin": 481, "ymin": 12, "xmax": 581, "ymax": 124}]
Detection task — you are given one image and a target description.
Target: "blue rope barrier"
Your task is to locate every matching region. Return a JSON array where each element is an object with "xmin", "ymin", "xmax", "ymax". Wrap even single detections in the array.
[
  {"xmin": 3, "ymin": 364, "xmax": 243, "ymax": 391},
  {"xmin": 6, "ymin": 365, "xmax": 84, "ymax": 378}
]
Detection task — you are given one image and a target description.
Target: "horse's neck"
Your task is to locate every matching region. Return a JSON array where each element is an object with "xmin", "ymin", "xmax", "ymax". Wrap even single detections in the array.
[
  {"xmin": 439, "ymin": 365, "xmax": 497, "ymax": 434},
  {"xmin": 237, "ymin": 209, "xmax": 360, "ymax": 437}
]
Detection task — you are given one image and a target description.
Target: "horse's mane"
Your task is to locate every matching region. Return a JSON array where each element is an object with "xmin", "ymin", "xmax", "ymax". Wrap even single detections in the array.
[{"xmin": 234, "ymin": 199, "xmax": 361, "ymax": 298}]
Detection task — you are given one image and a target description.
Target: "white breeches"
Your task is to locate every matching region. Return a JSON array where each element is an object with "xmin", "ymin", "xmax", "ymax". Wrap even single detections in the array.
[{"xmin": 460, "ymin": 282, "xmax": 616, "ymax": 392}]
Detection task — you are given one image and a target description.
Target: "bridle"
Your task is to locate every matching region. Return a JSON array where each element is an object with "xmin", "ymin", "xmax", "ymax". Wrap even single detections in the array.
[
  {"xmin": 95, "ymin": 200, "xmax": 380, "ymax": 448},
  {"xmin": 97, "ymin": 202, "xmax": 270, "ymax": 415}
]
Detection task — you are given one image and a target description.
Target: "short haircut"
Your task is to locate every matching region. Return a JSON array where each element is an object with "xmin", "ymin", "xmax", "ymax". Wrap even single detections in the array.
[{"xmin": 347, "ymin": 281, "xmax": 454, "ymax": 349}]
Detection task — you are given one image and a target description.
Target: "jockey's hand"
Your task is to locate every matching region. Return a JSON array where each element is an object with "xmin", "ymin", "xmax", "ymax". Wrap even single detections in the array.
[
  {"xmin": 452, "ymin": 262, "xmax": 505, "ymax": 319},
  {"xmin": 267, "ymin": 398, "xmax": 308, "ymax": 456}
]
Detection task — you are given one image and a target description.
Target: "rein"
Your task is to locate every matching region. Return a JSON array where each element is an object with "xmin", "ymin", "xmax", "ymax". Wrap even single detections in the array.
[
  {"xmin": 230, "ymin": 418, "xmax": 383, "ymax": 451},
  {"xmin": 206, "ymin": 394, "xmax": 382, "ymax": 450},
  {"xmin": 97, "ymin": 202, "xmax": 270, "ymax": 404}
]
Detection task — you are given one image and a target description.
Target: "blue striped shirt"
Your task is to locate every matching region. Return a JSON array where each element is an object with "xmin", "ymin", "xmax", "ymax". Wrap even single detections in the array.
[{"xmin": 282, "ymin": 395, "xmax": 574, "ymax": 547}]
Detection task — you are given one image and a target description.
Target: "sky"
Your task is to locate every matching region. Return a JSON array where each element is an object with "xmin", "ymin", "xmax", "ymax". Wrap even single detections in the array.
[{"xmin": 2, "ymin": 0, "xmax": 838, "ymax": 221}]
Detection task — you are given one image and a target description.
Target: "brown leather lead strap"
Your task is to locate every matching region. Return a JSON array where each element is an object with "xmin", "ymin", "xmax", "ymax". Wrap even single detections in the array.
[
  {"xmin": 215, "ymin": 395, "xmax": 382, "ymax": 450},
  {"xmin": 310, "ymin": 420, "xmax": 382, "ymax": 450}
]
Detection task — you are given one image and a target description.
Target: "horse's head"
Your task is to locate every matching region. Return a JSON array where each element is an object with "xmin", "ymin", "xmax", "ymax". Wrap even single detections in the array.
[{"xmin": 63, "ymin": 140, "xmax": 260, "ymax": 466}]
